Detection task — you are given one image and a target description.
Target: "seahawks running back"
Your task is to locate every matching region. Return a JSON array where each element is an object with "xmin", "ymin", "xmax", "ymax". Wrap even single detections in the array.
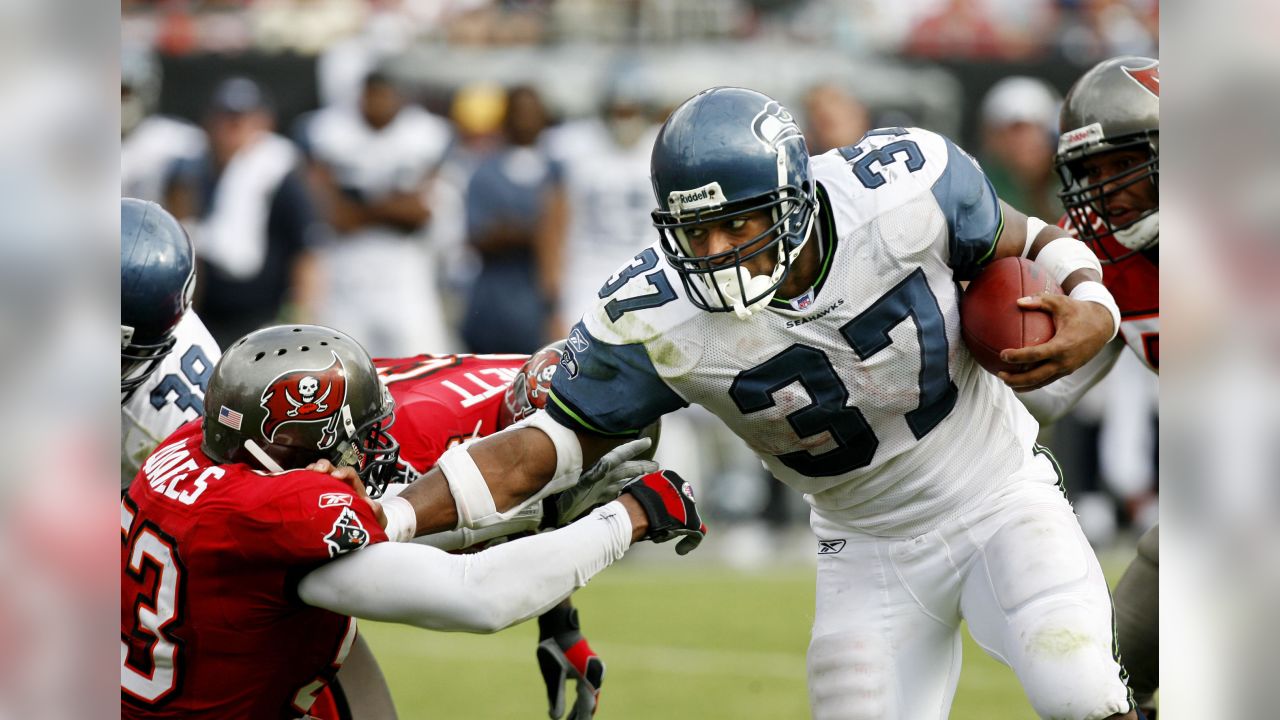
[{"xmin": 388, "ymin": 87, "xmax": 1139, "ymax": 720}]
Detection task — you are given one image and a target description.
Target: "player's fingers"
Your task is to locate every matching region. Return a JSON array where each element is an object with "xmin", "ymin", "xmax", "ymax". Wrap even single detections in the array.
[
  {"xmin": 307, "ymin": 458, "xmax": 334, "ymax": 473},
  {"xmin": 1015, "ymin": 295, "xmax": 1045, "ymax": 310},
  {"xmin": 998, "ymin": 361, "xmax": 1063, "ymax": 390},
  {"xmin": 999, "ymin": 337, "xmax": 1066, "ymax": 365}
]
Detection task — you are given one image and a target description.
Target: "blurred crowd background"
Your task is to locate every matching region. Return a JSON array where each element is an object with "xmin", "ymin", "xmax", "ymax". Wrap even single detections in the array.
[{"xmin": 120, "ymin": 0, "xmax": 1159, "ymax": 562}]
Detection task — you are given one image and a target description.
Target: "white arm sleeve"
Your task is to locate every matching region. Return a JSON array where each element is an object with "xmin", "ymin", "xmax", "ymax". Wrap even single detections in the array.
[
  {"xmin": 1016, "ymin": 338, "xmax": 1126, "ymax": 425},
  {"xmin": 297, "ymin": 501, "xmax": 632, "ymax": 633}
]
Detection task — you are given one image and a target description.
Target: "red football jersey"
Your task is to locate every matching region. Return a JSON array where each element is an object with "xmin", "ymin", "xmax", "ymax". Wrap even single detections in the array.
[
  {"xmin": 1060, "ymin": 216, "xmax": 1159, "ymax": 371},
  {"xmin": 121, "ymin": 420, "xmax": 387, "ymax": 720},
  {"xmin": 375, "ymin": 354, "xmax": 528, "ymax": 478}
]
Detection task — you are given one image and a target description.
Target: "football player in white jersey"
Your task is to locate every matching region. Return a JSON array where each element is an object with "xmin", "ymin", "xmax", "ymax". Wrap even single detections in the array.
[
  {"xmin": 301, "ymin": 70, "xmax": 455, "ymax": 357},
  {"xmin": 120, "ymin": 47, "xmax": 207, "ymax": 204},
  {"xmin": 543, "ymin": 87, "xmax": 663, "ymax": 326},
  {"xmin": 381, "ymin": 87, "xmax": 1139, "ymax": 719},
  {"xmin": 121, "ymin": 198, "xmax": 222, "ymax": 488},
  {"xmin": 1020, "ymin": 56, "xmax": 1160, "ymax": 719}
]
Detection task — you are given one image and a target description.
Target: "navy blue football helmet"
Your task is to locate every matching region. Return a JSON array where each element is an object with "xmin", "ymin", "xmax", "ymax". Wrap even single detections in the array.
[
  {"xmin": 651, "ymin": 87, "xmax": 817, "ymax": 316},
  {"xmin": 121, "ymin": 198, "xmax": 195, "ymax": 400}
]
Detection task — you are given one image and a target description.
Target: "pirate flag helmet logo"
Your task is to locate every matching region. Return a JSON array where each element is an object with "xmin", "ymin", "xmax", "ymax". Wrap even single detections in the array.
[{"xmin": 260, "ymin": 351, "xmax": 348, "ymax": 449}]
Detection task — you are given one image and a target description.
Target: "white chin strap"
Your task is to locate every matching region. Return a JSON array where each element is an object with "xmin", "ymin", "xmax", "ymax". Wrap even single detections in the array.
[
  {"xmin": 1113, "ymin": 210, "xmax": 1159, "ymax": 251},
  {"xmin": 704, "ymin": 201, "xmax": 819, "ymax": 320}
]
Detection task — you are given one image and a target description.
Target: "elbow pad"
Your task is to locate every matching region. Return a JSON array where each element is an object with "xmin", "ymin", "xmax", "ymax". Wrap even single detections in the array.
[{"xmin": 439, "ymin": 411, "xmax": 583, "ymax": 531}]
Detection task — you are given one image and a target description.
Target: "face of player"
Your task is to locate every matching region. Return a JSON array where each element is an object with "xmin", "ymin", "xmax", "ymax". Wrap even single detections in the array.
[
  {"xmin": 680, "ymin": 209, "xmax": 779, "ymax": 279},
  {"xmin": 1080, "ymin": 147, "xmax": 1158, "ymax": 227}
]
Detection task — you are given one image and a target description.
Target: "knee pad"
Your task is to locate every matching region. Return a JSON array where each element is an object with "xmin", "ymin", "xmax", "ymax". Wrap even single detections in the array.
[{"xmin": 1012, "ymin": 604, "xmax": 1133, "ymax": 720}]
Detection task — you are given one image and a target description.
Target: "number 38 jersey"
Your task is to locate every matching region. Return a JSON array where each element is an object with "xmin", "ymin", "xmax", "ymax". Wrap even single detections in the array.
[
  {"xmin": 122, "ymin": 312, "xmax": 222, "ymax": 489},
  {"xmin": 548, "ymin": 128, "xmax": 1044, "ymax": 537}
]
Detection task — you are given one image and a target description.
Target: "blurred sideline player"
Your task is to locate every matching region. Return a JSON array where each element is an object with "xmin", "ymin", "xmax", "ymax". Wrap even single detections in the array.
[
  {"xmin": 121, "ymin": 47, "xmax": 207, "ymax": 204},
  {"xmin": 1018, "ymin": 56, "xmax": 1160, "ymax": 719},
  {"xmin": 299, "ymin": 70, "xmax": 455, "ymax": 356},
  {"xmin": 381, "ymin": 86, "xmax": 1139, "ymax": 719},
  {"xmin": 121, "ymin": 198, "xmax": 222, "ymax": 488},
  {"xmin": 121, "ymin": 325, "xmax": 703, "ymax": 719}
]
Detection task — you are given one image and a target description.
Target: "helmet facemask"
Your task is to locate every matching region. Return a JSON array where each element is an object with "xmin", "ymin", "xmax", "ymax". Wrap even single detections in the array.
[
  {"xmin": 655, "ymin": 187, "xmax": 817, "ymax": 318},
  {"xmin": 121, "ymin": 325, "xmax": 177, "ymax": 400},
  {"xmin": 1057, "ymin": 133, "xmax": 1159, "ymax": 261}
]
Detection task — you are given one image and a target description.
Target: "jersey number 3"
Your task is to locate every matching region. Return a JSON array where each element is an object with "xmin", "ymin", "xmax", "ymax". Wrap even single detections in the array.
[
  {"xmin": 729, "ymin": 269, "xmax": 957, "ymax": 476},
  {"xmin": 121, "ymin": 498, "xmax": 185, "ymax": 705}
]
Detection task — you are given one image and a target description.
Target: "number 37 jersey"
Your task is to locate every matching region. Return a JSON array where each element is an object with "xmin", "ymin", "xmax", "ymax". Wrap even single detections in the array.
[{"xmin": 548, "ymin": 128, "xmax": 1043, "ymax": 537}]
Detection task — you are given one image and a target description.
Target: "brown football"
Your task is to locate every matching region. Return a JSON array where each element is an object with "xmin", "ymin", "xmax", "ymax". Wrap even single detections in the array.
[{"xmin": 960, "ymin": 256, "xmax": 1063, "ymax": 375}]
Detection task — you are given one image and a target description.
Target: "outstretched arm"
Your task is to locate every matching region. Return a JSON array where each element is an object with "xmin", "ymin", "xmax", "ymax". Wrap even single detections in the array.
[
  {"xmin": 298, "ymin": 497, "xmax": 643, "ymax": 633},
  {"xmin": 393, "ymin": 419, "xmax": 624, "ymax": 536}
]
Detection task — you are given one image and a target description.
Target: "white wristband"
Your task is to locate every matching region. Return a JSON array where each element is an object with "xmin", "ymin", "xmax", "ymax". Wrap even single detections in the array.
[
  {"xmin": 437, "ymin": 444, "xmax": 497, "ymax": 530},
  {"xmin": 1069, "ymin": 280, "xmax": 1121, "ymax": 342},
  {"xmin": 1022, "ymin": 216, "xmax": 1049, "ymax": 258},
  {"xmin": 1033, "ymin": 235, "xmax": 1103, "ymax": 286},
  {"xmin": 380, "ymin": 495, "xmax": 418, "ymax": 543}
]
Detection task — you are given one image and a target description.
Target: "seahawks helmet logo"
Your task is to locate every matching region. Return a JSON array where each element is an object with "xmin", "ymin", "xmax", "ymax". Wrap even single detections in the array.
[{"xmin": 752, "ymin": 101, "xmax": 803, "ymax": 150}]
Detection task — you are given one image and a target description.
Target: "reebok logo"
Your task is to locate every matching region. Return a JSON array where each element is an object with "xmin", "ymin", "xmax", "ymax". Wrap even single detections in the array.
[{"xmin": 818, "ymin": 539, "xmax": 846, "ymax": 555}]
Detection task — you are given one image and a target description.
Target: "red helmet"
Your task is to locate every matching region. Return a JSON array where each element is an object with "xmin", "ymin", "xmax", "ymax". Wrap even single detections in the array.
[{"xmin": 498, "ymin": 340, "xmax": 566, "ymax": 429}]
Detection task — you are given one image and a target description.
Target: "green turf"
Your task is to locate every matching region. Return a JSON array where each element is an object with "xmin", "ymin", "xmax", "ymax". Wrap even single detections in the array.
[{"xmin": 359, "ymin": 547, "xmax": 1140, "ymax": 719}]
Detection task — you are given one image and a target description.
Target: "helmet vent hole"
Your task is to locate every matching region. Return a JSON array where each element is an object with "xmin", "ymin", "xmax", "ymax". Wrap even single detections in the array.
[
  {"xmin": 253, "ymin": 351, "xmax": 265, "ymax": 361},
  {"xmin": 299, "ymin": 345, "xmax": 309, "ymax": 352},
  {"xmin": 320, "ymin": 341, "xmax": 329, "ymax": 346},
  {"xmin": 292, "ymin": 328, "xmax": 302, "ymax": 332},
  {"xmin": 276, "ymin": 348, "xmax": 287, "ymax": 356}
]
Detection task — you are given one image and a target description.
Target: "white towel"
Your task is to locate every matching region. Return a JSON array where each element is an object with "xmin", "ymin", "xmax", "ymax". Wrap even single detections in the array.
[{"xmin": 193, "ymin": 133, "xmax": 298, "ymax": 281}]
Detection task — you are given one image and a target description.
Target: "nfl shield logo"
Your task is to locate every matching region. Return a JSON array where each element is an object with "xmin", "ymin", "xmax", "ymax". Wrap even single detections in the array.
[{"xmin": 797, "ymin": 295, "xmax": 813, "ymax": 310}]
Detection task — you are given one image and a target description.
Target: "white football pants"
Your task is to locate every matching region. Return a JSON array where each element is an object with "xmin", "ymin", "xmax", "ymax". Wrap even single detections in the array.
[{"xmin": 807, "ymin": 464, "xmax": 1134, "ymax": 720}]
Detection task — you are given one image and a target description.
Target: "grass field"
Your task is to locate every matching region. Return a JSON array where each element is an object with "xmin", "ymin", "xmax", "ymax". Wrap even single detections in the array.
[{"xmin": 360, "ymin": 545, "xmax": 1135, "ymax": 719}]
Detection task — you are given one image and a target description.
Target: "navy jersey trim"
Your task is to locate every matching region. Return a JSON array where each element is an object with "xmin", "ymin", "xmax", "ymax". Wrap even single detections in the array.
[
  {"xmin": 547, "ymin": 323, "xmax": 688, "ymax": 437},
  {"xmin": 931, "ymin": 136, "xmax": 1003, "ymax": 280}
]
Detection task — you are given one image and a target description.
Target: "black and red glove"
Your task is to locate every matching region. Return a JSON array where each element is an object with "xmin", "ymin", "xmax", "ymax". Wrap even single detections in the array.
[
  {"xmin": 536, "ymin": 602, "xmax": 604, "ymax": 720},
  {"xmin": 622, "ymin": 470, "xmax": 707, "ymax": 555}
]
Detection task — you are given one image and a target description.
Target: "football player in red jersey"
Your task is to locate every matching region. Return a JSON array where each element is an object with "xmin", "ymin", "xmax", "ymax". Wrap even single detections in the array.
[
  {"xmin": 1017, "ymin": 55, "xmax": 1159, "ymax": 720},
  {"xmin": 121, "ymin": 326, "xmax": 704, "ymax": 720},
  {"xmin": 369, "ymin": 342, "xmax": 655, "ymax": 720}
]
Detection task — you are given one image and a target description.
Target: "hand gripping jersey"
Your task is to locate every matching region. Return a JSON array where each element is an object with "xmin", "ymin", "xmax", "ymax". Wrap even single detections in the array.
[
  {"xmin": 1062, "ymin": 216, "xmax": 1159, "ymax": 371},
  {"xmin": 121, "ymin": 421, "xmax": 387, "ymax": 719},
  {"xmin": 375, "ymin": 354, "xmax": 528, "ymax": 480},
  {"xmin": 122, "ymin": 312, "xmax": 223, "ymax": 488},
  {"xmin": 548, "ymin": 128, "xmax": 1044, "ymax": 536}
]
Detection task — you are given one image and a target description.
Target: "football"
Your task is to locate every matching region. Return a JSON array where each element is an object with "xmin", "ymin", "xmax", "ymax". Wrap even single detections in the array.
[{"xmin": 960, "ymin": 257, "xmax": 1062, "ymax": 375}]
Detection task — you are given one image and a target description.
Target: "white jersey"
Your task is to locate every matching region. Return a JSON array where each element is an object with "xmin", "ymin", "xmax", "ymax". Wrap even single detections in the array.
[
  {"xmin": 547, "ymin": 128, "xmax": 1043, "ymax": 536},
  {"xmin": 121, "ymin": 115, "xmax": 207, "ymax": 203},
  {"xmin": 121, "ymin": 312, "xmax": 222, "ymax": 487},
  {"xmin": 304, "ymin": 104, "xmax": 457, "ymax": 355},
  {"xmin": 543, "ymin": 119, "xmax": 662, "ymax": 320}
]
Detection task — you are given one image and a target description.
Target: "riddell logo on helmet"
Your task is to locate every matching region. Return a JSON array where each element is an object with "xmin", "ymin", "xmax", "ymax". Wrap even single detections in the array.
[
  {"xmin": 1057, "ymin": 122, "xmax": 1104, "ymax": 154},
  {"xmin": 668, "ymin": 182, "xmax": 724, "ymax": 213},
  {"xmin": 260, "ymin": 352, "xmax": 348, "ymax": 450}
]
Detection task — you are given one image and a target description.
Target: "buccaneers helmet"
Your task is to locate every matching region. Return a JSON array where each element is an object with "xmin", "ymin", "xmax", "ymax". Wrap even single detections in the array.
[
  {"xmin": 650, "ymin": 87, "xmax": 818, "ymax": 317},
  {"xmin": 201, "ymin": 325, "xmax": 399, "ymax": 496},
  {"xmin": 1055, "ymin": 56, "xmax": 1159, "ymax": 260},
  {"xmin": 121, "ymin": 198, "xmax": 195, "ymax": 401},
  {"xmin": 499, "ymin": 339, "xmax": 661, "ymax": 458},
  {"xmin": 499, "ymin": 340, "xmax": 566, "ymax": 430}
]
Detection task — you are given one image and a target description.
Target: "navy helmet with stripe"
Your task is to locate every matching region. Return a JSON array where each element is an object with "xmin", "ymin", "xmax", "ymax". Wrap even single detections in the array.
[
  {"xmin": 650, "ymin": 87, "xmax": 818, "ymax": 315},
  {"xmin": 121, "ymin": 198, "xmax": 195, "ymax": 400}
]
